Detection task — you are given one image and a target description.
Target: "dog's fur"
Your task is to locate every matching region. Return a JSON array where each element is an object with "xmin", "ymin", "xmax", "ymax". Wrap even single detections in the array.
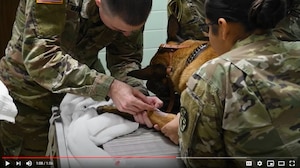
[
  {"xmin": 128, "ymin": 15, "xmax": 218, "ymax": 112},
  {"xmin": 97, "ymin": 15, "xmax": 218, "ymax": 128}
]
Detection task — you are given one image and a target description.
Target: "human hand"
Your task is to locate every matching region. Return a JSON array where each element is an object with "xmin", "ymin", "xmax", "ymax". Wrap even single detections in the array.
[
  {"xmin": 154, "ymin": 113, "xmax": 180, "ymax": 145},
  {"xmin": 108, "ymin": 80, "xmax": 163, "ymax": 115},
  {"xmin": 133, "ymin": 111, "xmax": 153, "ymax": 128},
  {"xmin": 144, "ymin": 96, "xmax": 163, "ymax": 108}
]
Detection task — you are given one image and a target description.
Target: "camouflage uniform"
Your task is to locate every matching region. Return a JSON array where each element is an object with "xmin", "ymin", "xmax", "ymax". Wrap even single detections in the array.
[
  {"xmin": 167, "ymin": 1, "xmax": 300, "ymax": 167},
  {"xmin": 179, "ymin": 33, "xmax": 300, "ymax": 168},
  {"xmin": 167, "ymin": 0, "xmax": 207, "ymax": 41},
  {"xmin": 167, "ymin": 0, "xmax": 300, "ymax": 41},
  {"xmin": 0, "ymin": 0, "xmax": 147, "ymax": 156},
  {"xmin": 273, "ymin": 0, "xmax": 300, "ymax": 41}
]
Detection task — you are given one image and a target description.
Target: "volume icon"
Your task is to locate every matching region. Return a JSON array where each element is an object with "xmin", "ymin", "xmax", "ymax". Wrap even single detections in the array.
[{"xmin": 26, "ymin": 160, "xmax": 33, "ymax": 166}]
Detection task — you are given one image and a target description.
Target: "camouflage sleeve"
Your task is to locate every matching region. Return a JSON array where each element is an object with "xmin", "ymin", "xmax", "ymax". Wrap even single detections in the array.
[
  {"xmin": 23, "ymin": 1, "xmax": 114, "ymax": 101},
  {"xmin": 179, "ymin": 71, "xmax": 228, "ymax": 167},
  {"xmin": 167, "ymin": 0, "xmax": 207, "ymax": 40},
  {"xmin": 273, "ymin": 0, "xmax": 300, "ymax": 41},
  {"xmin": 106, "ymin": 29, "xmax": 149, "ymax": 95}
]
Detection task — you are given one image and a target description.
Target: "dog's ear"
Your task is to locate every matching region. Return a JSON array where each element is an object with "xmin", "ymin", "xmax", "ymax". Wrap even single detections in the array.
[
  {"xmin": 127, "ymin": 64, "xmax": 167, "ymax": 80},
  {"xmin": 167, "ymin": 14, "xmax": 184, "ymax": 43},
  {"xmin": 167, "ymin": 14, "xmax": 179, "ymax": 41}
]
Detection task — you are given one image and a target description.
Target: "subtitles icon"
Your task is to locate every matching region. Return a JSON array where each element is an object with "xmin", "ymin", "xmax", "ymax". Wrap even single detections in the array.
[{"xmin": 246, "ymin": 160, "xmax": 253, "ymax": 167}]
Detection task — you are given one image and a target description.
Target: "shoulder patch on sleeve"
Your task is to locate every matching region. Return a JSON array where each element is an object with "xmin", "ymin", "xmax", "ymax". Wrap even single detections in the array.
[
  {"xmin": 36, "ymin": 0, "xmax": 63, "ymax": 4},
  {"xmin": 179, "ymin": 107, "xmax": 188, "ymax": 132}
]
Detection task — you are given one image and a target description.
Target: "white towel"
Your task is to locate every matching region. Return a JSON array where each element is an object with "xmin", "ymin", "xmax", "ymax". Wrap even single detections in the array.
[
  {"xmin": 59, "ymin": 94, "xmax": 139, "ymax": 167},
  {"xmin": 0, "ymin": 80, "xmax": 18, "ymax": 123}
]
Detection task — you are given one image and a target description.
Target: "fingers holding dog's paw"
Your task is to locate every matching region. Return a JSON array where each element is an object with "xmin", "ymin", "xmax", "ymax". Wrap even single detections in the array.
[{"xmin": 133, "ymin": 111, "xmax": 153, "ymax": 128}]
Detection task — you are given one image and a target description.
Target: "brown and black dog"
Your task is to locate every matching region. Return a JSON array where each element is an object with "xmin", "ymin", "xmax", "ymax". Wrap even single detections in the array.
[
  {"xmin": 98, "ymin": 15, "xmax": 218, "ymax": 128},
  {"xmin": 128, "ymin": 15, "xmax": 218, "ymax": 113}
]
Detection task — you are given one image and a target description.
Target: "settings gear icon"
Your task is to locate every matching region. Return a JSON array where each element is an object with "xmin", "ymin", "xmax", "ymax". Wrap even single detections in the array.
[{"xmin": 257, "ymin": 160, "xmax": 263, "ymax": 167}]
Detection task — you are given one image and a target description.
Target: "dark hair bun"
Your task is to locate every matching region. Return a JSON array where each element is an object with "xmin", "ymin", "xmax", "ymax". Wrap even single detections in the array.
[{"xmin": 249, "ymin": 0, "xmax": 287, "ymax": 29}]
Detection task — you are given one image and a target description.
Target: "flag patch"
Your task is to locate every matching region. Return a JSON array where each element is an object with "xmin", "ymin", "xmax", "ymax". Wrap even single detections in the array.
[{"xmin": 36, "ymin": 0, "xmax": 63, "ymax": 4}]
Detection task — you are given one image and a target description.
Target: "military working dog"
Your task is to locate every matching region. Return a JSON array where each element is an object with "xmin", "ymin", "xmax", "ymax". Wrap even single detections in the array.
[
  {"xmin": 128, "ymin": 15, "xmax": 218, "ymax": 113},
  {"xmin": 98, "ymin": 15, "xmax": 218, "ymax": 127}
]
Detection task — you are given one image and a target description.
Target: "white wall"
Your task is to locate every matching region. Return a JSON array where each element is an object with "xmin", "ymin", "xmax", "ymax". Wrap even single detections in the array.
[{"xmin": 98, "ymin": 0, "xmax": 168, "ymax": 72}]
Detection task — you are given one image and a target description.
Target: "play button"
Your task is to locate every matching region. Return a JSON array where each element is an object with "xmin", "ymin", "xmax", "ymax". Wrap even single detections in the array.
[{"xmin": 5, "ymin": 161, "xmax": 10, "ymax": 166}]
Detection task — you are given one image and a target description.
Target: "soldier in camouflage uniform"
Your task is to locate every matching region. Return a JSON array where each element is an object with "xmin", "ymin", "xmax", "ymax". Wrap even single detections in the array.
[
  {"xmin": 167, "ymin": 0, "xmax": 300, "ymax": 41},
  {"xmin": 158, "ymin": 0, "xmax": 300, "ymax": 145},
  {"xmin": 0, "ymin": 0, "xmax": 163, "ymax": 157},
  {"xmin": 178, "ymin": 0, "xmax": 300, "ymax": 167},
  {"xmin": 167, "ymin": 0, "xmax": 207, "ymax": 41}
]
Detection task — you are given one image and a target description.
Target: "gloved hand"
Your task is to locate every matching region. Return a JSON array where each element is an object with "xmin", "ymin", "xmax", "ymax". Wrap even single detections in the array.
[{"xmin": 0, "ymin": 80, "xmax": 18, "ymax": 123}]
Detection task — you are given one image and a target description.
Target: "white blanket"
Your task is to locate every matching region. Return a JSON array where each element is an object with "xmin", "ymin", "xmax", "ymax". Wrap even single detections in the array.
[
  {"xmin": 0, "ymin": 80, "xmax": 18, "ymax": 123},
  {"xmin": 59, "ymin": 94, "xmax": 139, "ymax": 167}
]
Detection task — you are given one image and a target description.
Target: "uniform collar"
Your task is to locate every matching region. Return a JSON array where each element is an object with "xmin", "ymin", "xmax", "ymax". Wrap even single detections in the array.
[{"xmin": 232, "ymin": 31, "xmax": 277, "ymax": 50}]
